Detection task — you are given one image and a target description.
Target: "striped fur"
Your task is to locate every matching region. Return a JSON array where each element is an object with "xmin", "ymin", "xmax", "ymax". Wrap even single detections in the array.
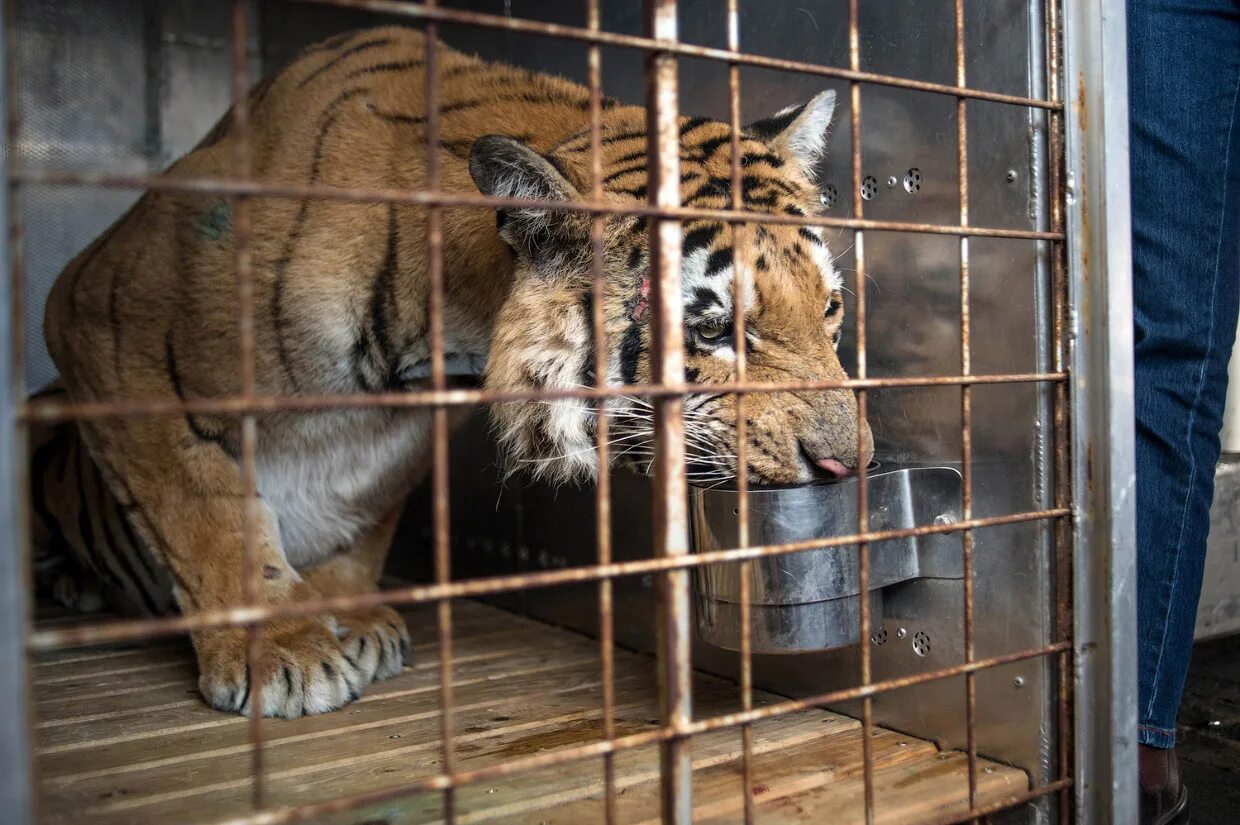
[
  {"xmin": 30, "ymin": 385, "xmax": 175, "ymax": 617},
  {"xmin": 36, "ymin": 27, "xmax": 869, "ymax": 718}
]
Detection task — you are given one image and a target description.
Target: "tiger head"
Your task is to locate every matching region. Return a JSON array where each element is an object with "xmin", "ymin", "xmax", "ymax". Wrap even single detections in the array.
[{"xmin": 471, "ymin": 90, "xmax": 873, "ymax": 486}]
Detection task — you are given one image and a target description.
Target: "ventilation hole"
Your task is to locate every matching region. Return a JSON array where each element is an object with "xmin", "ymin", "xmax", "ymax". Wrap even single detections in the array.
[
  {"xmin": 861, "ymin": 175, "xmax": 878, "ymax": 201},
  {"xmin": 912, "ymin": 630, "xmax": 931, "ymax": 657},
  {"xmin": 820, "ymin": 183, "xmax": 839, "ymax": 209},
  {"xmin": 871, "ymin": 626, "xmax": 888, "ymax": 646},
  {"xmin": 903, "ymin": 168, "xmax": 922, "ymax": 194}
]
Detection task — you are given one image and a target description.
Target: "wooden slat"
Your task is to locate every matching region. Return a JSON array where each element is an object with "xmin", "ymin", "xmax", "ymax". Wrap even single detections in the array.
[
  {"xmin": 30, "ymin": 598, "xmax": 515, "ymax": 666},
  {"xmin": 40, "ymin": 653, "xmax": 633, "ymax": 787},
  {"xmin": 36, "ymin": 642, "xmax": 596, "ymax": 746},
  {"xmin": 38, "ymin": 635, "xmax": 607, "ymax": 767},
  {"xmin": 57, "ymin": 677, "xmax": 780, "ymax": 825},
  {"xmin": 34, "ymin": 618, "xmax": 581, "ymax": 723},
  {"xmin": 726, "ymin": 750, "xmax": 1029, "ymax": 824},
  {"xmin": 33, "ymin": 641, "xmax": 185, "ymax": 668},
  {"xmin": 36, "ymin": 600, "xmax": 1030, "ymax": 825},
  {"xmin": 445, "ymin": 710, "xmax": 873, "ymax": 825}
]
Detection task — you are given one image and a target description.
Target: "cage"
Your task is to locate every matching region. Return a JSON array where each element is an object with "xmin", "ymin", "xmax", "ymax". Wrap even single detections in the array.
[{"xmin": 0, "ymin": 1, "xmax": 1135, "ymax": 824}]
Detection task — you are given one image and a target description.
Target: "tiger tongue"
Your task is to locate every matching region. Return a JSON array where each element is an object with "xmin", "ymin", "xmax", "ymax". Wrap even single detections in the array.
[{"xmin": 816, "ymin": 458, "xmax": 852, "ymax": 478}]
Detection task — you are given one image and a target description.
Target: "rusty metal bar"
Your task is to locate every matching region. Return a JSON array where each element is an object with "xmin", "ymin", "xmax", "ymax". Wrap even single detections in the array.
[
  {"xmin": 845, "ymin": 2, "xmax": 876, "ymax": 822},
  {"xmin": 724, "ymin": 1, "xmax": 754, "ymax": 821},
  {"xmin": 0, "ymin": 0, "xmax": 34, "ymax": 821},
  {"xmin": 27, "ymin": 507, "xmax": 1071, "ymax": 651},
  {"xmin": 2, "ymin": 0, "xmax": 21, "ymax": 457},
  {"xmin": 205, "ymin": 644, "xmax": 1073, "ymax": 825},
  {"xmin": 914, "ymin": 778, "xmax": 1076, "ymax": 825},
  {"xmin": 953, "ymin": 0, "xmax": 979, "ymax": 819},
  {"xmin": 584, "ymin": 2, "xmax": 617, "ymax": 822},
  {"xmin": 19, "ymin": 372, "xmax": 1069, "ymax": 423},
  {"xmin": 1046, "ymin": 0, "xmax": 1074, "ymax": 821},
  {"xmin": 422, "ymin": 7, "xmax": 457, "ymax": 821},
  {"xmin": 286, "ymin": 0, "xmax": 1061, "ymax": 111},
  {"xmin": 645, "ymin": 2, "xmax": 692, "ymax": 821},
  {"xmin": 228, "ymin": 0, "xmax": 266, "ymax": 807},
  {"xmin": 10, "ymin": 169, "xmax": 1067, "ymax": 242}
]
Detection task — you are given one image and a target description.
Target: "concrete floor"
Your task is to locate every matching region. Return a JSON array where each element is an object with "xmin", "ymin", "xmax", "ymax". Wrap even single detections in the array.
[{"xmin": 1176, "ymin": 634, "xmax": 1240, "ymax": 823}]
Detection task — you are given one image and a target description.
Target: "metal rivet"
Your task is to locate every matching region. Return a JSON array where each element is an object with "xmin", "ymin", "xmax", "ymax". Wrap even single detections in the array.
[
  {"xmin": 897, "ymin": 741, "xmax": 908, "ymax": 747},
  {"xmin": 1013, "ymin": 676, "xmax": 1026, "ymax": 688},
  {"xmin": 821, "ymin": 183, "xmax": 839, "ymax": 209},
  {"xmin": 934, "ymin": 513, "xmax": 956, "ymax": 526},
  {"xmin": 886, "ymin": 176, "xmax": 898, "ymax": 188},
  {"xmin": 903, "ymin": 168, "xmax": 922, "ymax": 193},
  {"xmin": 896, "ymin": 628, "xmax": 907, "ymax": 639},
  {"xmin": 1005, "ymin": 169, "xmax": 1019, "ymax": 183}
]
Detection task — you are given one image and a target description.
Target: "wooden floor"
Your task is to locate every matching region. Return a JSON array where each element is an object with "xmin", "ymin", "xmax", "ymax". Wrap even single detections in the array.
[{"xmin": 32, "ymin": 600, "xmax": 1028, "ymax": 824}]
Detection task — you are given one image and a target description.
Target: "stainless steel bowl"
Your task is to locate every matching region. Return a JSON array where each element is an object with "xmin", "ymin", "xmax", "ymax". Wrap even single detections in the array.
[{"xmin": 689, "ymin": 466, "xmax": 963, "ymax": 653}]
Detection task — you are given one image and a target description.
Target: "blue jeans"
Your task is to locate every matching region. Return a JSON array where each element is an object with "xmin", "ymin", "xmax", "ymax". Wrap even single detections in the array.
[{"xmin": 1129, "ymin": 0, "xmax": 1240, "ymax": 749}]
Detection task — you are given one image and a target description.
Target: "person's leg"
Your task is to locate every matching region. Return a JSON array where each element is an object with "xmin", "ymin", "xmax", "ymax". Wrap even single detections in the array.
[{"xmin": 1128, "ymin": 0, "xmax": 1240, "ymax": 815}]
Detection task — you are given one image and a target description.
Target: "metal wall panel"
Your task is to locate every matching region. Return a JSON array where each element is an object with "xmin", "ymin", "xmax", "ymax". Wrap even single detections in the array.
[
  {"xmin": 0, "ymin": 6, "xmax": 34, "ymax": 820},
  {"xmin": 12, "ymin": 1, "xmax": 148, "ymax": 392},
  {"xmin": 12, "ymin": 0, "xmax": 257, "ymax": 392}
]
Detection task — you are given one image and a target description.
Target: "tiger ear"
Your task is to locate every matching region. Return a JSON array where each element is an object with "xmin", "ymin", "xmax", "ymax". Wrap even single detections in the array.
[
  {"xmin": 469, "ymin": 135, "xmax": 589, "ymax": 260},
  {"xmin": 746, "ymin": 90, "xmax": 837, "ymax": 180}
]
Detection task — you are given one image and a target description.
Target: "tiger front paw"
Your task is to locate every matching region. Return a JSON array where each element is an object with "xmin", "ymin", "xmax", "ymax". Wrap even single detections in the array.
[
  {"xmin": 193, "ymin": 613, "xmax": 395, "ymax": 717},
  {"xmin": 336, "ymin": 605, "xmax": 412, "ymax": 682}
]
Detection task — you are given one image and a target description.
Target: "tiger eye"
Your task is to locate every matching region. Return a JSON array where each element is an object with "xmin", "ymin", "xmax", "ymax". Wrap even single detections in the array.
[{"xmin": 696, "ymin": 320, "xmax": 729, "ymax": 341}]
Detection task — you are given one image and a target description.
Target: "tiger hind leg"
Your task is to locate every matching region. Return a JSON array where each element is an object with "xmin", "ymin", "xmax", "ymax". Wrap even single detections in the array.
[
  {"xmin": 49, "ymin": 568, "xmax": 107, "ymax": 614},
  {"xmin": 28, "ymin": 394, "xmax": 175, "ymax": 618}
]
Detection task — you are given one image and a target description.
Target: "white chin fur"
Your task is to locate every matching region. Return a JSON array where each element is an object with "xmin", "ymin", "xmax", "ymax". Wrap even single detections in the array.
[{"xmin": 492, "ymin": 398, "xmax": 600, "ymax": 485}]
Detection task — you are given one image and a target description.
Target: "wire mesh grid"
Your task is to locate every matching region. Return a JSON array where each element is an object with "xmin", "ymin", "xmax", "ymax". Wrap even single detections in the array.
[{"xmin": 3, "ymin": 1, "xmax": 1076, "ymax": 823}]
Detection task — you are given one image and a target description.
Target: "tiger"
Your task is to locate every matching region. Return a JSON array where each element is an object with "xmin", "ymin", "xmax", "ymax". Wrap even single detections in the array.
[{"xmin": 33, "ymin": 26, "xmax": 873, "ymax": 718}]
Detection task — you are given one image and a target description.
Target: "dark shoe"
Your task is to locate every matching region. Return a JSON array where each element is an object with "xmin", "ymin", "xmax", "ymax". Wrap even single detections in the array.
[
  {"xmin": 1142, "ymin": 784, "xmax": 1189, "ymax": 825},
  {"xmin": 1140, "ymin": 745, "xmax": 1191, "ymax": 825}
]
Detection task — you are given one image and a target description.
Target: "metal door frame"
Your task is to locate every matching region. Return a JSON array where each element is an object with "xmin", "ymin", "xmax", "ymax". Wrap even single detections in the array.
[{"xmin": 1064, "ymin": 2, "xmax": 1138, "ymax": 824}]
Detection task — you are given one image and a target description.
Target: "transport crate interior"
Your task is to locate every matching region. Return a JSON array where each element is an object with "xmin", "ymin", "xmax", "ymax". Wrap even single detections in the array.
[{"xmin": 6, "ymin": 1, "xmax": 1081, "ymax": 823}]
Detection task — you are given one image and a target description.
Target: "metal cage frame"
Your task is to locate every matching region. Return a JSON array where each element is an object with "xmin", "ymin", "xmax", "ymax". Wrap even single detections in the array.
[{"xmin": 0, "ymin": 1, "xmax": 1135, "ymax": 823}]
